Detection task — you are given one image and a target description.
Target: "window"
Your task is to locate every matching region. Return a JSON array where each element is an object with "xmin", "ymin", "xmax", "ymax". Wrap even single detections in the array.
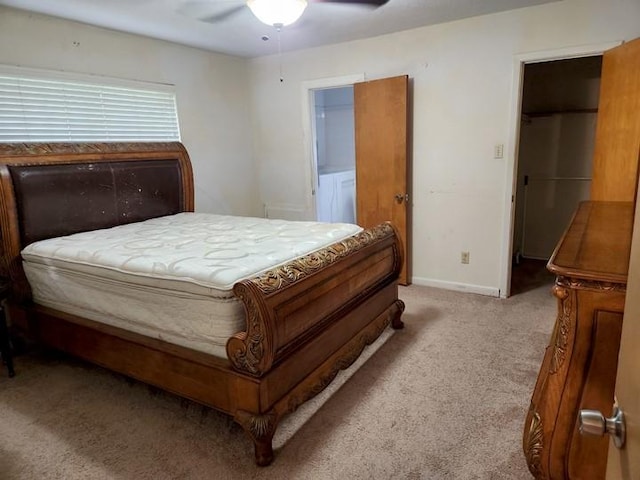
[{"xmin": 0, "ymin": 66, "xmax": 180, "ymax": 142}]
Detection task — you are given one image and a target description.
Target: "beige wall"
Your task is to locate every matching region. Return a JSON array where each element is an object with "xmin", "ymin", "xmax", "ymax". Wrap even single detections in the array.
[
  {"xmin": 2, "ymin": 1, "xmax": 640, "ymax": 296},
  {"xmin": 515, "ymin": 112, "xmax": 597, "ymax": 259},
  {"xmin": 248, "ymin": 0, "xmax": 640, "ymax": 295},
  {"xmin": 0, "ymin": 6, "xmax": 260, "ymax": 217}
]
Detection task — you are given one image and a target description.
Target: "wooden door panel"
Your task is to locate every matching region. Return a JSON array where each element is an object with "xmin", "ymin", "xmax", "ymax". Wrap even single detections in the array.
[
  {"xmin": 354, "ymin": 75, "xmax": 410, "ymax": 284},
  {"xmin": 591, "ymin": 38, "xmax": 640, "ymax": 201},
  {"xmin": 607, "ymin": 153, "xmax": 640, "ymax": 479}
]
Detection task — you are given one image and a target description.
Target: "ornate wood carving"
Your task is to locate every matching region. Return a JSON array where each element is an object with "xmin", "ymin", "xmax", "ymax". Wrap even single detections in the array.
[
  {"xmin": 250, "ymin": 222, "xmax": 396, "ymax": 294},
  {"xmin": 556, "ymin": 275, "xmax": 626, "ymax": 294},
  {"xmin": 244, "ymin": 411, "xmax": 277, "ymax": 439},
  {"xmin": 227, "ymin": 222, "xmax": 402, "ymax": 378},
  {"xmin": 523, "ymin": 202, "xmax": 632, "ymax": 479},
  {"xmin": 550, "ymin": 286, "xmax": 572, "ymax": 374},
  {"xmin": 227, "ymin": 287, "xmax": 272, "ymax": 376},
  {"xmin": 234, "ymin": 410, "xmax": 278, "ymax": 467},
  {"xmin": 0, "ymin": 142, "xmax": 182, "ymax": 156},
  {"xmin": 525, "ymin": 410, "xmax": 544, "ymax": 478}
]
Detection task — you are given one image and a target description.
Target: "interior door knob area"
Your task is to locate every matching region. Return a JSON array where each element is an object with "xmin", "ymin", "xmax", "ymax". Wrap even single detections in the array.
[{"xmin": 579, "ymin": 407, "xmax": 626, "ymax": 449}]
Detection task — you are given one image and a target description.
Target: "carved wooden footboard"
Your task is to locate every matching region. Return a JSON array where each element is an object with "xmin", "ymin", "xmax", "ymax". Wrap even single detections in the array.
[
  {"xmin": 229, "ymin": 222, "xmax": 402, "ymax": 378},
  {"xmin": 0, "ymin": 142, "xmax": 404, "ymax": 466},
  {"xmin": 228, "ymin": 222, "xmax": 404, "ymax": 464}
]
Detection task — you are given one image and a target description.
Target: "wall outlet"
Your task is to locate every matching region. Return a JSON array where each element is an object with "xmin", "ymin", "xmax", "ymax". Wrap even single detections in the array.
[
  {"xmin": 461, "ymin": 251, "xmax": 470, "ymax": 264},
  {"xmin": 494, "ymin": 143, "xmax": 504, "ymax": 159}
]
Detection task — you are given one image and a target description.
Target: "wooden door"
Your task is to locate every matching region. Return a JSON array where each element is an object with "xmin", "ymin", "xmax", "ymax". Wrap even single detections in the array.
[
  {"xmin": 606, "ymin": 184, "xmax": 640, "ymax": 479},
  {"xmin": 354, "ymin": 75, "xmax": 410, "ymax": 284},
  {"xmin": 591, "ymin": 38, "xmax": 640, "ymax": 201}
]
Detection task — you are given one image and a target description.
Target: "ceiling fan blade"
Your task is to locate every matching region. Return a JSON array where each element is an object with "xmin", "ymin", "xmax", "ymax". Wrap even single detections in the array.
[
  {"xmin": 311, "ymin": 0, "xmax": 389, "ymax": 6},
  {"xmin": 200, "ymin": 5, "xmax": 247, "ymax": 23}
]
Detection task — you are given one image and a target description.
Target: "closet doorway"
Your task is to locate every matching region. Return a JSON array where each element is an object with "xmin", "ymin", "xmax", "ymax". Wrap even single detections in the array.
[{"xmin": 510, "ymin": 56, "xmax": 603, "ymax": 295}]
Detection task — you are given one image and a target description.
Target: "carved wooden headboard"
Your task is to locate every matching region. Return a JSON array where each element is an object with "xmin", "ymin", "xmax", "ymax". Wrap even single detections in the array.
[{"xmin": 0, "ymin": 142, "xmax": 194, "ymax": 299}]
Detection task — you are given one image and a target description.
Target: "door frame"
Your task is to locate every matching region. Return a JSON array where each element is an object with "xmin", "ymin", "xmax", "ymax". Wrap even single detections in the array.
[
  {"xmin": 498, "ymin": 41, "xmax": 621, "ymax": 298},
  {"xmin": 301, "ymin": 74, "xmax": 364, "ymax": 220}
]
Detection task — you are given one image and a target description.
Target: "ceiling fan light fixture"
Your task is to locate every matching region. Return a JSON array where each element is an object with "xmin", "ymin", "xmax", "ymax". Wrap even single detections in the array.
[{"xmin": 247, "ymin": 0, "xmax": 308, "ymax": 27}]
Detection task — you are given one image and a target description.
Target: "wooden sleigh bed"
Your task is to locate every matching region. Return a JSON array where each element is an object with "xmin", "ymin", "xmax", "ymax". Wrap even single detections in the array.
[{"xmin": 0, "ymin": 142, "xmax": 404, "ymax": 466}]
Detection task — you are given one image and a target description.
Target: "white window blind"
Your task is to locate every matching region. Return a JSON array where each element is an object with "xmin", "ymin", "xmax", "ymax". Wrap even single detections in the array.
[{"xmin": 0, "ymin": 68, "xmax": 180, "ymax": 142}]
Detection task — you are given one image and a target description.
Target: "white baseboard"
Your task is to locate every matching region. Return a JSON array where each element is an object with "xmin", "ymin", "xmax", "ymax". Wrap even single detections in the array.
[{"xmin": 411, "ymin": 277, "xmax": 501, "ymax": 298}]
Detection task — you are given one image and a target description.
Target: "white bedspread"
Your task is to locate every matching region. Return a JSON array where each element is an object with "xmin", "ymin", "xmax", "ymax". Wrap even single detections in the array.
[{"xmin": 21, "ymin": 213, "xmax": 362, "ymax": 357}]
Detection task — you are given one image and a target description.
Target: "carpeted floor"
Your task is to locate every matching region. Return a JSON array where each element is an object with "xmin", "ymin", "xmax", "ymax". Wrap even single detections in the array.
[{"xmin": 0, "ymin": 283, "xmax": 556, "ymax": 479}]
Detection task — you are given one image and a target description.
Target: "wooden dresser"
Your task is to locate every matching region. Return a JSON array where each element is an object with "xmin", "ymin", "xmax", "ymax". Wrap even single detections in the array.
[{"xmin": 523, "ymin": 201, "xmax": 634, "ymax": 479}]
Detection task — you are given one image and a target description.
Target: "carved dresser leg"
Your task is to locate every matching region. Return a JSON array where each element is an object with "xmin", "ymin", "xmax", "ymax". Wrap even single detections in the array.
[
  {"xmin": 524, "ymin": 406, "xmax": 544, "ymax": 478},
  {"xmin": 235, "ymin": 410, "xmax": 278, "ymax": 466}
]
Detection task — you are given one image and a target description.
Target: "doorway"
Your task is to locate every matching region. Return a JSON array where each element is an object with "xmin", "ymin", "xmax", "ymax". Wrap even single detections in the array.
[
  {"xmin": 312, "ymin": 86, "xmax": 357, "ymax": 224},
  {"xmin": 302, "ymin": 74, "xmax": 411, "ymax": 284},
  {"xmin": 510, "ymin": 56, "xmax": 603, "ymax": 295}
]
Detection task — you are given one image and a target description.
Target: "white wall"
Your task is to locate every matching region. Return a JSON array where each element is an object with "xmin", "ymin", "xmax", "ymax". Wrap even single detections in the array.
[
  {"xmin": 316, "ymin": 87, "xmax": 355, "ymax": 174},
  {"xmin": 516, "ymin": 112, "xmax": 597, "ymax": 258},
  {"xmin": 248, "ymin": 0, "xmax": 640, "ymax": 295},
  {"xmin": 0, "ymin": 6, "xmax": 260, "ymax": 217}
]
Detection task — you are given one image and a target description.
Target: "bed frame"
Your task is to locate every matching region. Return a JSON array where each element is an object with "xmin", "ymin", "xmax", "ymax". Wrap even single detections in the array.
[{"xmin": 0, "ymin": 142, "xmax": 404, "ymax": 465}]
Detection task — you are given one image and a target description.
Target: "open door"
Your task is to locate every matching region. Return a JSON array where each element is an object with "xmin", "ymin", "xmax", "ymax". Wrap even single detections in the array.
[
  {"xmin": 354, "ymin": 75, "xmax": 410, "ymax": 285},
  {"xmin": 597, "ymin": 39, "xmax": 640, "ymax": 477},
  {"xmin": 605, "ymin": 230, "xmax": 640, "ymax": 478},
  {"xmin": 583, "ymin": 38, "xmax": 640, "ymax": 477},
  {"xmin": 606, "ymin": 187, "xmax": 640, "ymax": 479},
  {"xmin": 591, "ymin": 38, "xmax": 640, "ymax": 201}
]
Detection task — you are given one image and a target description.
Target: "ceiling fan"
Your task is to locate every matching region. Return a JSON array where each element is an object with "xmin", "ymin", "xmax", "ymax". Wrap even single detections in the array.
[{"xmin": 187, "ymin": 0, "xmax": 390, "ymax": 28}]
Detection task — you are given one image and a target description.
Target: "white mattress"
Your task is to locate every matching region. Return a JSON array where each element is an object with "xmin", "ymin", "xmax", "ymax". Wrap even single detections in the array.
[{"xmin": 22, "ymin": 213, "xmax": 362, "ymax": 357}]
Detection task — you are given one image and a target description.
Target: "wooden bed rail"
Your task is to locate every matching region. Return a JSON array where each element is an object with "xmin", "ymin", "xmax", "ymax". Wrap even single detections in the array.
[{"xmin": 228, "ymin": 222, "xmax": 402, "ymax": 377}]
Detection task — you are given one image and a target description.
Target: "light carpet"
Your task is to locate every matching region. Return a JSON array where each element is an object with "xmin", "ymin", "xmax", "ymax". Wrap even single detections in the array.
[{"xmin": 0, "ymin": 283, "xmax": 556, "ymax": 479}]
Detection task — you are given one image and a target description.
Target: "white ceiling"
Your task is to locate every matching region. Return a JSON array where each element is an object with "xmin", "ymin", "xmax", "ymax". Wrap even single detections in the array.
[{"xmin": 0, "ymin": 0, "xmax": 559, "ymax": 58}]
